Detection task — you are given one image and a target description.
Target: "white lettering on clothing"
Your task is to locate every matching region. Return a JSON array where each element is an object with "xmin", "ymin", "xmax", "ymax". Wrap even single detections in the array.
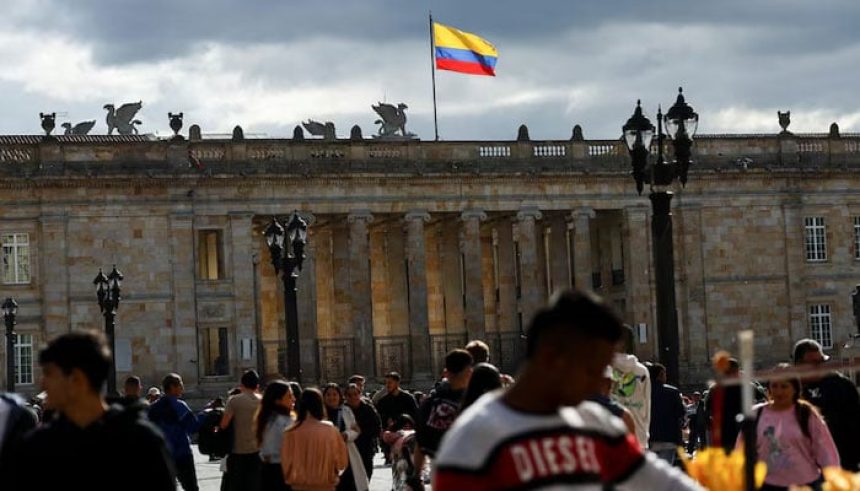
[
  {"xmin": 557, "ymin": 436, "xmax": 577, "ymax": 473},
  {"xmin": 542, "ymin": 437, "xmax": 561, "ymax": 474},
  {"xmin": 511, "ymin": 445, "xmax": 534, "ymax": 481},
  {"xmin": 529, "ymin": 440, "xmax": 548, "ymax": 476},
  {"xmin": 576, "ymin": 436, "xmax": 600, "ymax": 473}
]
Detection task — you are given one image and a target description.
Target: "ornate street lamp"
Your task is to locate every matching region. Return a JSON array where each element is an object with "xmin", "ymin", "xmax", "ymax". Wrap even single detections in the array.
[
  {"xmin": 3, "ymin": 297, "xmax": 18, "ymax": 392},
  {"xmin": 94, "ymin": 265, "xmax": 123, "ymax": 395},
  {"xmin": 622, "ymin": 87, "xmax": 698, "ymax": 386},
  {"xmin": 264, "ymin": 212, "xmax": 308, "ymax": 381}
]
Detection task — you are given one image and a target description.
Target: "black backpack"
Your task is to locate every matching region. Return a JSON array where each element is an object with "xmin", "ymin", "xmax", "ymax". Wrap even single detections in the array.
[{"xmin": 197, "ymin": 408, "xmax": 231, "ymax": 458}]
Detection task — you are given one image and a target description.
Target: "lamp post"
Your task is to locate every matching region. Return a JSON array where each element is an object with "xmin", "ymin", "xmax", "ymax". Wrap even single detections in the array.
[
  {"xmin": 3, "ymin": 297, "xmax": 18, "ymax": 392},
  {"xmin": 264, "ymin": 212, "xmax": 308, "ymax": 382},
  {"xmin": 622, "ymin": 87, "xmax": 698, "ymax": 386},
  {"xmin": 94, "ymin": 265, "xmax": 123, "ymax": 395}
]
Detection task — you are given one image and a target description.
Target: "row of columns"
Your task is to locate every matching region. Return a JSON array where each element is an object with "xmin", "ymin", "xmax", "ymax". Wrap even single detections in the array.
[{"xmin": 297, "ymin": 207, "xmax": 606, "ymax": 381}]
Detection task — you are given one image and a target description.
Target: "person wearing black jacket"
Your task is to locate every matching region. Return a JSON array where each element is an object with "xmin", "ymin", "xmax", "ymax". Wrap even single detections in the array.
[
  {"xmin": 647, "ymin": 363, "xmax": 686, "ymax": 465},
  {"xmin": 0, "ymin": 393, "xmax": 38, "ymax": 477},
  {"xmin": 15, "ymin": 331, "xmax": 175, "ymax": 491},
  {"xmin": 795, "ymin": 338, "xmax": 860, "ymax": 471},
  {"xmin": 344, "ymin": 383, "xmax": 381, "ymax": 479}
]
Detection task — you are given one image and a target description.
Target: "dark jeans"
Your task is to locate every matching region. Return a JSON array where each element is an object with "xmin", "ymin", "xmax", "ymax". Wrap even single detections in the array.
[
  {"xmin": 261, "ymin": 462, "xmax": 291, "ymax": 491},
  {"xmin": 335, "ymin": 465, "xmax": 356, "ymax": 491},
  {"xmin": 176, "ymin": 455, "xmax": 200, "ymax": 491},
  {"xmin": 225, "ymin": 453, "xmax": 261, "ymax": 491}
]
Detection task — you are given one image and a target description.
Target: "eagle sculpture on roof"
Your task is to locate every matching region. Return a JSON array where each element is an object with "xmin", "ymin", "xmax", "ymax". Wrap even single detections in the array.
[
  {"xmin": 104, "ymin": 101, "xmax": 143, "ymax": 135},
  {"xmin": 372, "ymin": 102, "xmax": 416, "ymax": 139},
  {"xmin": 61, "ymin": 121, "xmax": 96, "ymax": 136}
]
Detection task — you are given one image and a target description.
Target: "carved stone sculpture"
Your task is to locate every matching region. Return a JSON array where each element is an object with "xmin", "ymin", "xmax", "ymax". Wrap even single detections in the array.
[
  {"xmin": 40, "ymin": 112, "xmax": 56, "ymax": 136},
  {"xmin": 778, "ymin": 111, "xmax": 791, "ymax": 134},
  {"xmin": 61, "ymin": 121, "xmax": 96, "ymax": 135},
  {"xmin": 168, "ymin": 112, "xmax": 184, "ymax": 140},
  {"xmin": 302, "ymin": 120, "xmax": 336, "ymax": 140},
  {"xmin": 372, "ymin": 103, "xmax": 416, "ymax": 139},
  {"xmin": 104, "ymin": 101, "xmax": 143, "ymax": 135}
]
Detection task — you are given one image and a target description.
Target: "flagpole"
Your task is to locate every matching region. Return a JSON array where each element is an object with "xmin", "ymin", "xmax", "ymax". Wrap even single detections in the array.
[{"xmin": 429, "ymin": 11, "xmax": 440, "ymax": 141}]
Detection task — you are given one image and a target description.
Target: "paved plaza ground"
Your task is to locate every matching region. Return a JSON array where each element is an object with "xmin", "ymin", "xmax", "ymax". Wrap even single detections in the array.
[{"xmin": 192, "ymin": 444, "xmax": 425, "ymax": 491}]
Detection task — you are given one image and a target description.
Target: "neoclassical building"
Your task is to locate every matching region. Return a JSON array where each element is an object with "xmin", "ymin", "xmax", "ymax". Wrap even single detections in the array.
[{"xmin": 1, "ymin": 123, "xmax": 859, "ymax": 395}]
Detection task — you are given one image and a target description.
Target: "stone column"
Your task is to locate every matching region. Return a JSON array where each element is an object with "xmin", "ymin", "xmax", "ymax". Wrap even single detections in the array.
[
  {"xmin": 783, "ymin": 204, "xmax": 807, "ymax": 347},
  {"xmin": 676, "ymin": 204, "xmax": 707, "ymax": 381},
  {"xmin": 549, "ymin": 214, "xmax": 571, "ymax": 294},
  {"xmin": 598, "ymin": 216, "xmax": 614, "ymax": 294},
  {"xmin": 440, "ymin": 223, "xmax": 465, "ymax": 337},
  {"xmin": 572, "ymin": 207, "xmax": 596, "ymax": 291},
  {"xmin": 461, "ymin": 209, "xmax": 488, "ymax": 341},
  {"xmin": 297, "ymin": 219, "xmax": 320, "ymax": 382},
  {"xmin": 331, "ymin": 220, "xmax": 353, "ymax": 337},
  {"xmin": 496, "ymin": 219, "xmax": 520, "ymax": 372},
  {"xmin": 516, "ymin": 207, "xmax": 543, "ymax": 327},
  {"xmin": 404, "ymin": 210, "xmax": 432, "ymax": 379},
  {"xmin": 348, "ymin": 210, "xmax": 374, "ymax": 378},
  {"xmin": 168, "ymin": 213, "xmax": 199, "ymax": 387},
  {"xmin": 386, "ymin": 224, "xmax": 409, "ymax": 335},
  {"xmin": 623, "ymin": 205, "xmax": 655, "ymax": 360},
  {"xmin": 229, "ymin": 212, "xmax": 257, "ymax": 373},
  {"xmin": 40, "ymin": 213, "xmax": 71, "ymax": 341}
]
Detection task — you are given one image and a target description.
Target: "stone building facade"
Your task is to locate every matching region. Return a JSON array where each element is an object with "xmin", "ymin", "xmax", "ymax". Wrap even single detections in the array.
[{"xmin": 1, "ymin": 128, "xmax": 859, "ymax": 395}]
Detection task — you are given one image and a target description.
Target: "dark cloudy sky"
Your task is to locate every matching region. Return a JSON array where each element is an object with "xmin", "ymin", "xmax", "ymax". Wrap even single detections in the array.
[{"xmin": 2, "ymin": 0, "xmax": 858, "ymax": 140}]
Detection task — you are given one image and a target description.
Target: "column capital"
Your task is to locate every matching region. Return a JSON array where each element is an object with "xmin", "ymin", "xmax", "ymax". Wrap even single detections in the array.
[
  {"xmin": 460, "ymin": 209, "xmax": 488, "ymax": 222},
  {"xmin": 347, "ymin": 210, "xmax": 374, "ymax": 224},
  {"xmin": 404, "ymin": 210, "xmax": 431, "ymax": 223},
  {"xmin": 516, "ymin": 206, "xmax": 543, "ymax": 221},
  {"xmin": 571, "ymin": 207, "xmax": 596, "ymax": 220}
]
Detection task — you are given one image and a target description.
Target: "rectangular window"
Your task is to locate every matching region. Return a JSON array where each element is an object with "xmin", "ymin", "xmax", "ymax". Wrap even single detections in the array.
[
  {"xmin": 854, "ymin": 216, "xmax": 860, "ymax": 260},
  {"xmin": 804, "ymin": 217, "xmax": 827, "ymax": 262},
  {"xmin": 808, "ymin": 304, "xmax": 833, "ymax": 349},
  {"xmin": 198, "ymin": 230, "xmax": 223, "ymax": 280},
  {"xmin": 203, "ymin": 327, "xmax": 230, "ymax": 376},
  {"xmin": 14, "ymin": 333, "xmax": 34, "ymax": 385},
  {"xmin": 2, "ymin": 233, "xmax": 31, "ymax": 284}
]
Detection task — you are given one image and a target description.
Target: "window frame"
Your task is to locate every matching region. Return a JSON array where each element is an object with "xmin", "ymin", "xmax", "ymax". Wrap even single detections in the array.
[
  {"xmin": 808, "ymin": 304, "xmax": 833, "ymax": 350},
  {"xmin": 854, "ymin": 216, "xmax": 860, "ymax": 261},
  {"xmin": 803, "ymin": 216, "xmax": 827, "ymax": 262},
  {"xmin": 197, "ymin": 229, "xmax": 224, "ymax": 281},
  {"xmin": 2, "ymin": 233, "xmax": 31, "ymax": 285},
  {"xmin": 14, "ymin": 333, "xmax": 34, "ymax": 386}
]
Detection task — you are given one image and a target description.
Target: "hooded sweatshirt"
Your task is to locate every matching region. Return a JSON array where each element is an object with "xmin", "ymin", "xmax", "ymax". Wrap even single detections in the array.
[{"xmin": 611, "ymin": 353, "xmax": 651, "ymax": 448}]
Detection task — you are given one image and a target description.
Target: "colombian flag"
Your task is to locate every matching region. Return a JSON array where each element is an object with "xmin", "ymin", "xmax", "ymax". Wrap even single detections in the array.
[{"xmin": 433, "ymin": 22, "xmax": 498, "ymax": 76}]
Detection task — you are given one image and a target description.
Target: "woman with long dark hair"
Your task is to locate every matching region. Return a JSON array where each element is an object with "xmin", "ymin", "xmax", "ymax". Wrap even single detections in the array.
[
  {"xmin": 461, "ymin": 362, "xmax": 503, "ymax": 410},
  {"xmin": 738, "ymin": 364, "xmax": 839, "ymax": 490},
  {"xmin": 322, "ymin": 384, "xmax": 368, "ymax": 491},
  {"xmin": 255, "ymin": 380, "xmax": 297, "ymax": 491},
  {"xmin": 281, "ymin": 388, "xmax": 347, "ymax": 491}
]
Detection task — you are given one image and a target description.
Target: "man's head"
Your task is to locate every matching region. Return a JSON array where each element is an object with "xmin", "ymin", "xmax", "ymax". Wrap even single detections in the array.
[
  {"xmin": 793, "ymin": 338, "xmax": 829, "ymax": 366},
  {"xmin": 123, "ymin": 376, "xmax": 142, "ymax": 398},
  {"xmin": 384, "ymin": 372, "xmax": 401, "ymax": 393},
  {"xmin": 39, "ymin": 331, "xmax": 111, "ymax": 411},
  {"xmin": 147, "ymin": 387, "xmax": 162, "ymax": 403},
  {"xmin": 443, "ymin": 349, "xmax": 474, "ymax": 389},
  {"xmin": 240, "ymin": 369, "xmax": 260, "ymax": 390},
  {"xmin": 648, "ymin": 362, "xmax": 668, "ymax": 384},
  {"xmin": 691, "ymin": 391, "xmax": 702, "ymax": 404},
  {"xmin": 162, "ymin": 373, "xmax": 184, "ymax": 397},
  {"xmin": 348, "ymin": 374, "xmax": 366, "ymax": 394},
  {"xmin": 524, "ymin": 289, "xmax": 623, "ymax": 406},
  {"xmin": 465, "ymin": 340, "xmax": 490, "ymax": 364},
  {"xmin": 345, "ymin": 383, "xmax": 363, "ymax": 408}
]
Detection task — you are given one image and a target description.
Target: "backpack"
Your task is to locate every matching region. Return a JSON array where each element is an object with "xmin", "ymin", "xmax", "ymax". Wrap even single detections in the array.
[{"xmin": 197, "ymin": 408, "xmax": 231, "ymax": 458}]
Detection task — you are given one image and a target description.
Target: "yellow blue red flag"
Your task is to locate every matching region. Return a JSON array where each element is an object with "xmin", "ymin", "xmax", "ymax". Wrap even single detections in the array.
[{"xmin": 433, "ymin": 22, "xmax": 498, "ymax": 76}]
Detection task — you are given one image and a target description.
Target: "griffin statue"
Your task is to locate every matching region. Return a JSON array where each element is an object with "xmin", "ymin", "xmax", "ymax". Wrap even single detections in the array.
[
  {"xmin": 104, "ymin": 101, "xmax": 143, "ymax": 135},
  {"xmin": 61, "ymin": 121, "xmax": 96, "ymax": 135},
  {"xmin": 372, "ymin": 102, "xmax": 416, "ymax": 139}
]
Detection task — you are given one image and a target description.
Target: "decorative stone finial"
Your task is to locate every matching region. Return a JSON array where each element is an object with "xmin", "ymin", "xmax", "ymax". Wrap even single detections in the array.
[
  {"xmin": 778, "ymin": 111, "xmax": 791, "ymax": 134},
  {"xmin": 168, "ymin": 112, "xmax": 184, "ymax": 140},
  {"xmin": 350, "ymin": 125, "xmax": 363, "ymax": 141},
  {"xmin": 293, "ymin": 125, "xmax": 305, "ymax": 141},
  {"xmin": 829, "ymin": 122, "xmax": 840, "ymax": 139},
  {"xmin": 189, "ymin": 124, "xmax": 202, "ymax": 141},
  {"xmin": 517, "ymin": 124, "xmax": 530, "ymax": 142},
  {"xmin": 232, "ymin": 125, "xmax": 244, "ymax": 141},
  {"xmin": 40, "ymin": 112, "xmax": 56, "ymax": 137},
  {"xmin": 571, "ymin": 124, "xmax": 584, "ymax": 141}
]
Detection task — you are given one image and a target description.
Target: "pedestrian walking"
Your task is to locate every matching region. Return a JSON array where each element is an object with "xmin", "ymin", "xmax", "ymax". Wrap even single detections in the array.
[
  {"xmin": 381, "ymin": 415, "xmax": 417, "ymax": 491},
  {"xmin": 343, "ymin": 383, "xmax": 381, "ymax": 480},
  {"xmin": 281, "ymin": 388, "xmax": 348, "ymax": 491},
  {"xmin": 611, "ymin": 325, "xmax": 651, "ymax": 449},
  {"xmin": 322, "ymin": 383, "xmax": 368, "ymax": 491},
  {"xmin": 0, "ymin": 393, "xmax": 38, "ymax": 478},
  {"xmin": 793, "ymin": 338, "xmax": 860, "ymax": 471},
  {"xmin": 460, "ymin": 362, "xmax": 503, "ymax": 410},
  {"xmin": 648, "ymin": 362, "xmax": 686, "ymax": 465},
  {"xmin": 375, "ymin": 372, "xmax": 418, "ymax": 465},
  {"xmin": 221, "ymin": 369, "xmax": 263, "ymax": 491},
  {"xmin": 255, "ymin": 380, "xmax": 297, "ymax": 491},
  {"xmin": 433, "ymin": 290, "xmax": 702, "ymax": 490},
  {"xmin": 589, "ymin": 365, "xmax": 637, "ymax": 439},
  {"xmin": 16, "ymin": 331, "xmax": 175, "ymax": 491},
  {"xmin": 149, "ymin": 373, "xmax": 203, "ymax": 491},
  {"xmin": 704, "ymin": 357, "xmax": 767, "ymax": 453},
  {"xmin": 738, "ymin": 363, "xmax": 839, "ymax": 490}
]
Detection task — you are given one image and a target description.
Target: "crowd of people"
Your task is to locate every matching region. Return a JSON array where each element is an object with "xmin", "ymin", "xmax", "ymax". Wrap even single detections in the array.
[{"xmin": 0, "ymin": 288, "xmax": 858, "ymax": 490}]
